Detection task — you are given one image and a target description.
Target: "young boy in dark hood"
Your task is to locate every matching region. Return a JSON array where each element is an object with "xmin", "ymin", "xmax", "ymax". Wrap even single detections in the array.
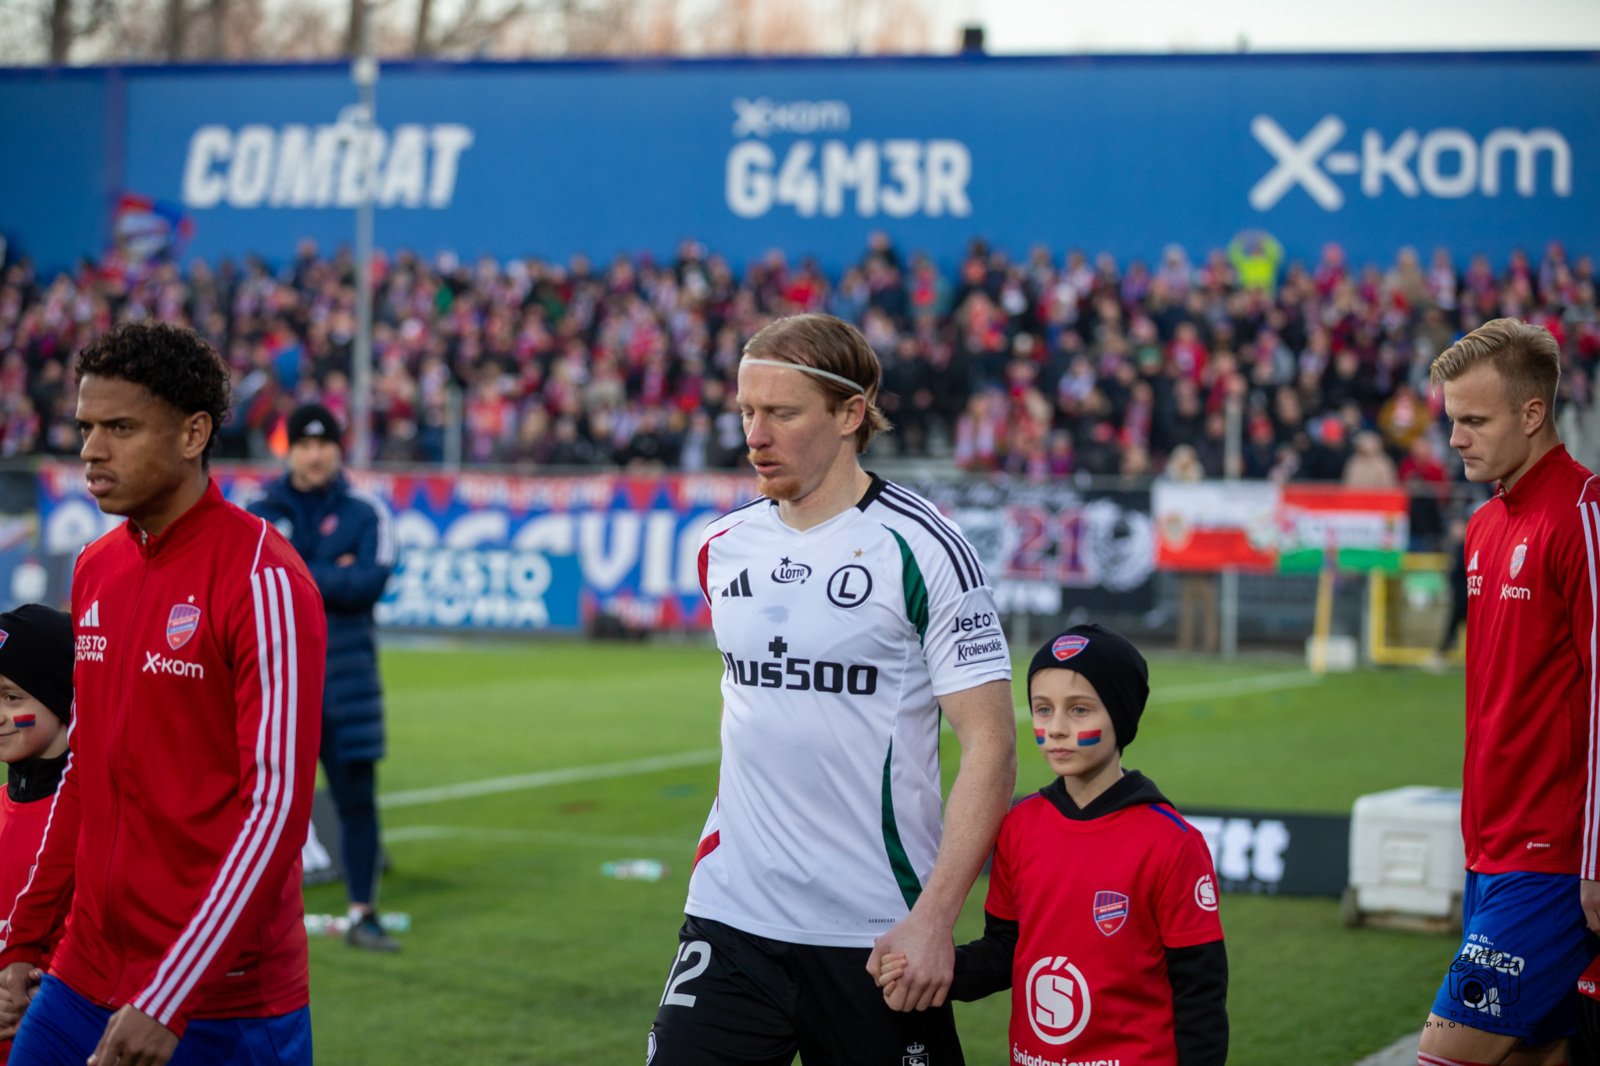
[{"xmin": 876, "ymin": 623, "xmax": 1229, "ymax": 1065}]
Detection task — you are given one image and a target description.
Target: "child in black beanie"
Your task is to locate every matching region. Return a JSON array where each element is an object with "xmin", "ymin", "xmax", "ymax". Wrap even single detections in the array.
[{"xmin": 876, "ymin": 623, "xmax": 1229, "ymax": 1065}]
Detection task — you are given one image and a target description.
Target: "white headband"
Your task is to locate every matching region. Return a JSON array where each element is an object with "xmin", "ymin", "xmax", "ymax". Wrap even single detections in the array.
[{"xmin": 741, "ymin": 358, "xmax": 867, "ymax": 394}]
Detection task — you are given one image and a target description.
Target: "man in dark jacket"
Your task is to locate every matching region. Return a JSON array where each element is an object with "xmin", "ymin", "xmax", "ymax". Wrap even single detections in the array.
[{"xmin": 250, "ymin": 403, "xmax": 401, "ymax": 952}]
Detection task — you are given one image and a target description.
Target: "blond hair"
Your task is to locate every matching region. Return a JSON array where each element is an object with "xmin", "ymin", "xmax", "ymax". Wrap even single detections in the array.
[
  {"xmin": 1429, "ymin": 317, "xmax": 1560, "ymax": 413},
  {"xmin": 742, "ymin": 314, "xmax": 892, "ymax": 454}
]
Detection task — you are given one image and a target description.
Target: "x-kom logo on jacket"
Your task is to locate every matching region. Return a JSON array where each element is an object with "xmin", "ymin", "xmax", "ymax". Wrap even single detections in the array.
[{"xmin": 143, "ymin": 651, "xmax": 205, "ymax": 680}]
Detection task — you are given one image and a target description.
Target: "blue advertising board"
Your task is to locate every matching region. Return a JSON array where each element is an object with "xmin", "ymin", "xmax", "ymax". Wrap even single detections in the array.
[
  {"xmin": 30, "ymin": 463, "xmax": 1164, "ymax": 631},
  {"xmin": 35, "ymin": 462, "xmax": 753, "ymax": 632},
  {"xmin": 1, "ymin": 51, "xmax": 1595, "ymax": 274}
]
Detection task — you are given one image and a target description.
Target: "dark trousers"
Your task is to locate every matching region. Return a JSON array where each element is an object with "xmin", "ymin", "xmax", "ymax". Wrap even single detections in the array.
[{"xmin": 322, "ymin": 752, "xmax": 380, "ymax": 907}]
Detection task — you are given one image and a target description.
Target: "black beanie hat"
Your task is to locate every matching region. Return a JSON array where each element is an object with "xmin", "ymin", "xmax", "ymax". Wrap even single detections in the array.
[
  {"xmin": 1027, "ymin": 623, "xmax": 1149, "ymax": 750},
  {"xmin": 0, "ymin": 605, "xmax": 74, "ymax": 725},
  {"xmin": 287, "ymin": 403, "xmax": 341, "ymax": 446}
]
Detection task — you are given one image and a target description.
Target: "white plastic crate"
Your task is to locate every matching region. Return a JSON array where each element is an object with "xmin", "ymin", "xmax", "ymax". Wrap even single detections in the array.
[{"xmin": 1343, "ymin": 785, "xmax": 1465, "ymax": 929}]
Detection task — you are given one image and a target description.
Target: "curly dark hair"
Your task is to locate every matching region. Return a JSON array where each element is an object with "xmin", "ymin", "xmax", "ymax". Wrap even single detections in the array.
[{"xmin": 76, "ymin": 322, "xmax": 231, "ymax": 464}]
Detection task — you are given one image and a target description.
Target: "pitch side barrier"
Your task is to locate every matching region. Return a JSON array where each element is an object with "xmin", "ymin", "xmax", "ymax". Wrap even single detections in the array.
[{"xmin": 0, "ymin": 50, "xmax": 1595, "ymax": 275}]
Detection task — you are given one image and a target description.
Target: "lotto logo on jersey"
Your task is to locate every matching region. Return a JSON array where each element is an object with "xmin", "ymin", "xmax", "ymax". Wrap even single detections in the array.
[
  {"xmin": 771, "ymin": 557, "xmax": 812, "ymax": 584},
  {"xmin": 1024, "ymin": 956, "xmax": 1092, "ymax": 1046}
]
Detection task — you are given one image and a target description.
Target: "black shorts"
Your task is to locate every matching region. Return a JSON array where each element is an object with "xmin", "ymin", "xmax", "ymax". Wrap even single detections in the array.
[{"xmin": 647, "ymin": 915, "xmax": 964, "ymax": 1066}]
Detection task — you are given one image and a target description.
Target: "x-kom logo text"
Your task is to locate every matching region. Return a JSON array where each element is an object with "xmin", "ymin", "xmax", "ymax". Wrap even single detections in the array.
[
  {"xmin": 143, "ymin": 651, "xmax": 205, "ymax": 679},
  {"xmin": 1249, "ymin": 115, "xmax": 1572, "ymax": 211}
]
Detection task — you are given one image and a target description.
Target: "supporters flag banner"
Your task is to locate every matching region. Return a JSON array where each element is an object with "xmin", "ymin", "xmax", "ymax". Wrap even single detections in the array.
[
  {"xmin": 1154, "ymin": 482, "xmax": 1410, "ymax": 574},
  {"xmin": 1153, "ymin": 480, "xmax": 1280, "ymax": 573},
  {"xmin": 901, "ymin": 478, "xmax": 1156, "ymax": 614},
  {"xmin": 0, "ymin": 51, "xmax": 1595, "ymax": 275},
  {"xmin": 1276, "ymin": 485, "xmax": 1410, "ymax": 574},
  {"xmin": 35, "ymin": 465, "xmax": 1156, "ymax": 631}
]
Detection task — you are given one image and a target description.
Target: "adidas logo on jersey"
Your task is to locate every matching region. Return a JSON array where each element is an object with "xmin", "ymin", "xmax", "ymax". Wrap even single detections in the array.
[
  {"xmin": 1467, "ymin": 551, "xmax": 1479, "ymax": 572},
  {"xmin": 721, "ymin": 570, "xmax": 753, "ymax": 598},
  {"xmin": 79, "ymin": 600, "xmax": 101, "ymax": 628}
]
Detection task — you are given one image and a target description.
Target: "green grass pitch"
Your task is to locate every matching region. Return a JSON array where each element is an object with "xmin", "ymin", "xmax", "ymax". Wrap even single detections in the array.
[{"xmin": 303, "ymin": 640, "xmax": 1466, "ymax": 1064}]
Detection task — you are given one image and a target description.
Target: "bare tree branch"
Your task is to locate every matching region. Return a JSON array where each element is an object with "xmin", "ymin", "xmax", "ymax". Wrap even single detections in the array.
[
  {"xmin": 13, "ymin": 0, "xmax": 931, "ymax": 65},
  {"xmin": 162, "ymin": 0, "xmax": 186, "ymax": 58}
]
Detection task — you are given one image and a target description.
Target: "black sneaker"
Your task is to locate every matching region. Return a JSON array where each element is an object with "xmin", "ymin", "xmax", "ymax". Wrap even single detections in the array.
[{"xmin": 345, "ymin": 912, "xmax": 402, "ymax": 952}]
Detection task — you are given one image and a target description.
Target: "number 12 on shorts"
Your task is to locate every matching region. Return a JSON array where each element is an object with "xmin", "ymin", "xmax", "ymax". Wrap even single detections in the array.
[{"xmin": 660, "ymin": 940, "xmax": 711, "ymax": 1008}]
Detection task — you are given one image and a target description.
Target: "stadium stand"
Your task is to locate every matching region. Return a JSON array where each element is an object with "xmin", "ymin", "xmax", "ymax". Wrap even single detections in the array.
[{"xmin": 2, "ymin": 235, "xmax": 1594, "ymax": 544}]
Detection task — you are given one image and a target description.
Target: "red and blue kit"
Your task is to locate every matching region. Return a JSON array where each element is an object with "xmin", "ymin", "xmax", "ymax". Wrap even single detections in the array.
[
  {"xmin": 0, "ymin": 757, "xmax": 68, "ymax": 1065},
  {"xmin": 1460, "ymin": 445, "xmax": 1600, "ymax": 877},
  {"xmin": 0, "ymin": 481, "xmax": 325, "ymax": 1037},
  {"xmin": 951, "ymin": 772, "xmax": 1227, "ymax": 1066},
  {"xmin": 0, "ymin": 776, "xmax": 64, "ymax": 961}
]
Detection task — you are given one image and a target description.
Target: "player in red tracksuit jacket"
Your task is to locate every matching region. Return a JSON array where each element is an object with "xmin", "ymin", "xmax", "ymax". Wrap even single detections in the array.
[
  {"xmin": 0, "ymin": 323, "xmax": 324, "ymax": 1066},
  {"xmin": 1422, "ymin": 318, "xmax": 1600, "ymax": 1066}
]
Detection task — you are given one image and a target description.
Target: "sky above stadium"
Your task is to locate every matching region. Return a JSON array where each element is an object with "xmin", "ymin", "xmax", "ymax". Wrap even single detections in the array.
[{"xmin": 936, "ymin": 0, "xmax": 1600, "ymax": 53}]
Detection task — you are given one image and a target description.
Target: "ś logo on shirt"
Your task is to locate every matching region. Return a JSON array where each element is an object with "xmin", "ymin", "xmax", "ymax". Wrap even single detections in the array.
[{"xmin": 1024, "ymin": 955, "xmax": 1092, "ymax": 1046}]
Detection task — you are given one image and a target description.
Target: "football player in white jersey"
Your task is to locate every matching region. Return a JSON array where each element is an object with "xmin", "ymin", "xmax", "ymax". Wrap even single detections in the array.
[{"xmin": 648, "ymin": 313, "xmax": 1017, "ymax": 1065}]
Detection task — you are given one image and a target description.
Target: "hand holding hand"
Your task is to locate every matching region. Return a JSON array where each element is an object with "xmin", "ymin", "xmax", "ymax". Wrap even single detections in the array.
[{"xmin": 866, "ymin": 911, "xmax": 954, "ymax": 1012}]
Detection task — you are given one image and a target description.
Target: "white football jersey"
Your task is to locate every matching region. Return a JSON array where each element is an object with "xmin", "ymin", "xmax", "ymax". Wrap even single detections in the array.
[{"xmin": 684, "ymin": 476, "xmax": 1011, "ymax": 946}]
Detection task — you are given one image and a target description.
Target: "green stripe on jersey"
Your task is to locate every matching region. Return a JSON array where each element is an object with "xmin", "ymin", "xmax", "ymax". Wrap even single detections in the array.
[
  {"xmin": 880, "ymin": 741, "xmax": 922, "ymax": 910},
  {"xmin": 888, "ymin": 527, "xmax": 929, "ymax": 645}
]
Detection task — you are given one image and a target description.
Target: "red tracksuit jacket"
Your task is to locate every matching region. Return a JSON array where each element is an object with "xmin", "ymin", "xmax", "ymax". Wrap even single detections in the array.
[
  {"xmin": 1462, "ymin": 444, "xmax": 1600, "ymax": 877},
  {"xmin": 1, "ymin": 782, "xmax": 63, "ymax": 1065},
  {"xmin": 0, "ymin": 480, "xmax": 325, "ymax": 1036}
]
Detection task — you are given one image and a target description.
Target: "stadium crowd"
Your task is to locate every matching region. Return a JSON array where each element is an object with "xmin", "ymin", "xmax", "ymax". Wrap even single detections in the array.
[{"xmin": 1, "ymin": 233, "xmax": 1595, "ymax": 498}]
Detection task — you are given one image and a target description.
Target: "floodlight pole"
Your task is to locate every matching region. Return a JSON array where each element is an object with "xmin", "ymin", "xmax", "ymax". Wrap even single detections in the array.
[
  {"xmin": 350, "ymin": 1, "xmax": 378, "ymax": 469},
  {"xmin": 1219, "ymin": 392, "xmax": 1243, "ymax": 659}
]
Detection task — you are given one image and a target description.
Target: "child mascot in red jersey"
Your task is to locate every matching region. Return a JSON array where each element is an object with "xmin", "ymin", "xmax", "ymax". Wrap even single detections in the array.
[{"xmin": 877, "ymin": 623, "xmax": 1228, "ymax": 1065}]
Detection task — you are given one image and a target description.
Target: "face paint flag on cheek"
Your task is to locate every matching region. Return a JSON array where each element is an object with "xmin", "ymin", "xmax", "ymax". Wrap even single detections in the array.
[
  {"xmin": 13, "ymin": 714, "xmax": 36, "ymax": 728},
  {"xmin": 1077, "ymin": 729, "xmax": 1102, "ymax": 747},
  {"xmin": 1033, "ymin": 728, "xmax": 1047, "ymax": 747}
]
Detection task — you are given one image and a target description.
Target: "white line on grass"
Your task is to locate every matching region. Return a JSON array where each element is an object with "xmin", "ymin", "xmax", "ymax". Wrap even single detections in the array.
[
  {"xmin": 384, "ymin": 825, "xmax": 690, "ymax": 850},
  {"xmin": 1150, "ymin": 669, "xmax": 1322, "ymax": 703},
  {"xmin": 377, "ymin": 671, "xmax": 1319, "ymax": 813},
  {"xmin": 379, "ymin": 748, "xmax": 720, "ymax": 810}
]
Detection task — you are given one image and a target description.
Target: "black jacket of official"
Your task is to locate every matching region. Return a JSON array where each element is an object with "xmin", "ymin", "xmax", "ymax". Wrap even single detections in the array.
[{"xmin": 250, "ymin": 472, "xmax": 394, "ymax": 763}]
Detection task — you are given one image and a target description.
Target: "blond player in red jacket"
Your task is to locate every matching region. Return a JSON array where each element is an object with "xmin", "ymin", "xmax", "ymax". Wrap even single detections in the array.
[
  {"xmin": 1421, "ymin": 318, "xmax": 1600, "ymax": 1066},
  {"xmin": 0, "ymin": 323, "xmax": 325, "ymax": 1066}
]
